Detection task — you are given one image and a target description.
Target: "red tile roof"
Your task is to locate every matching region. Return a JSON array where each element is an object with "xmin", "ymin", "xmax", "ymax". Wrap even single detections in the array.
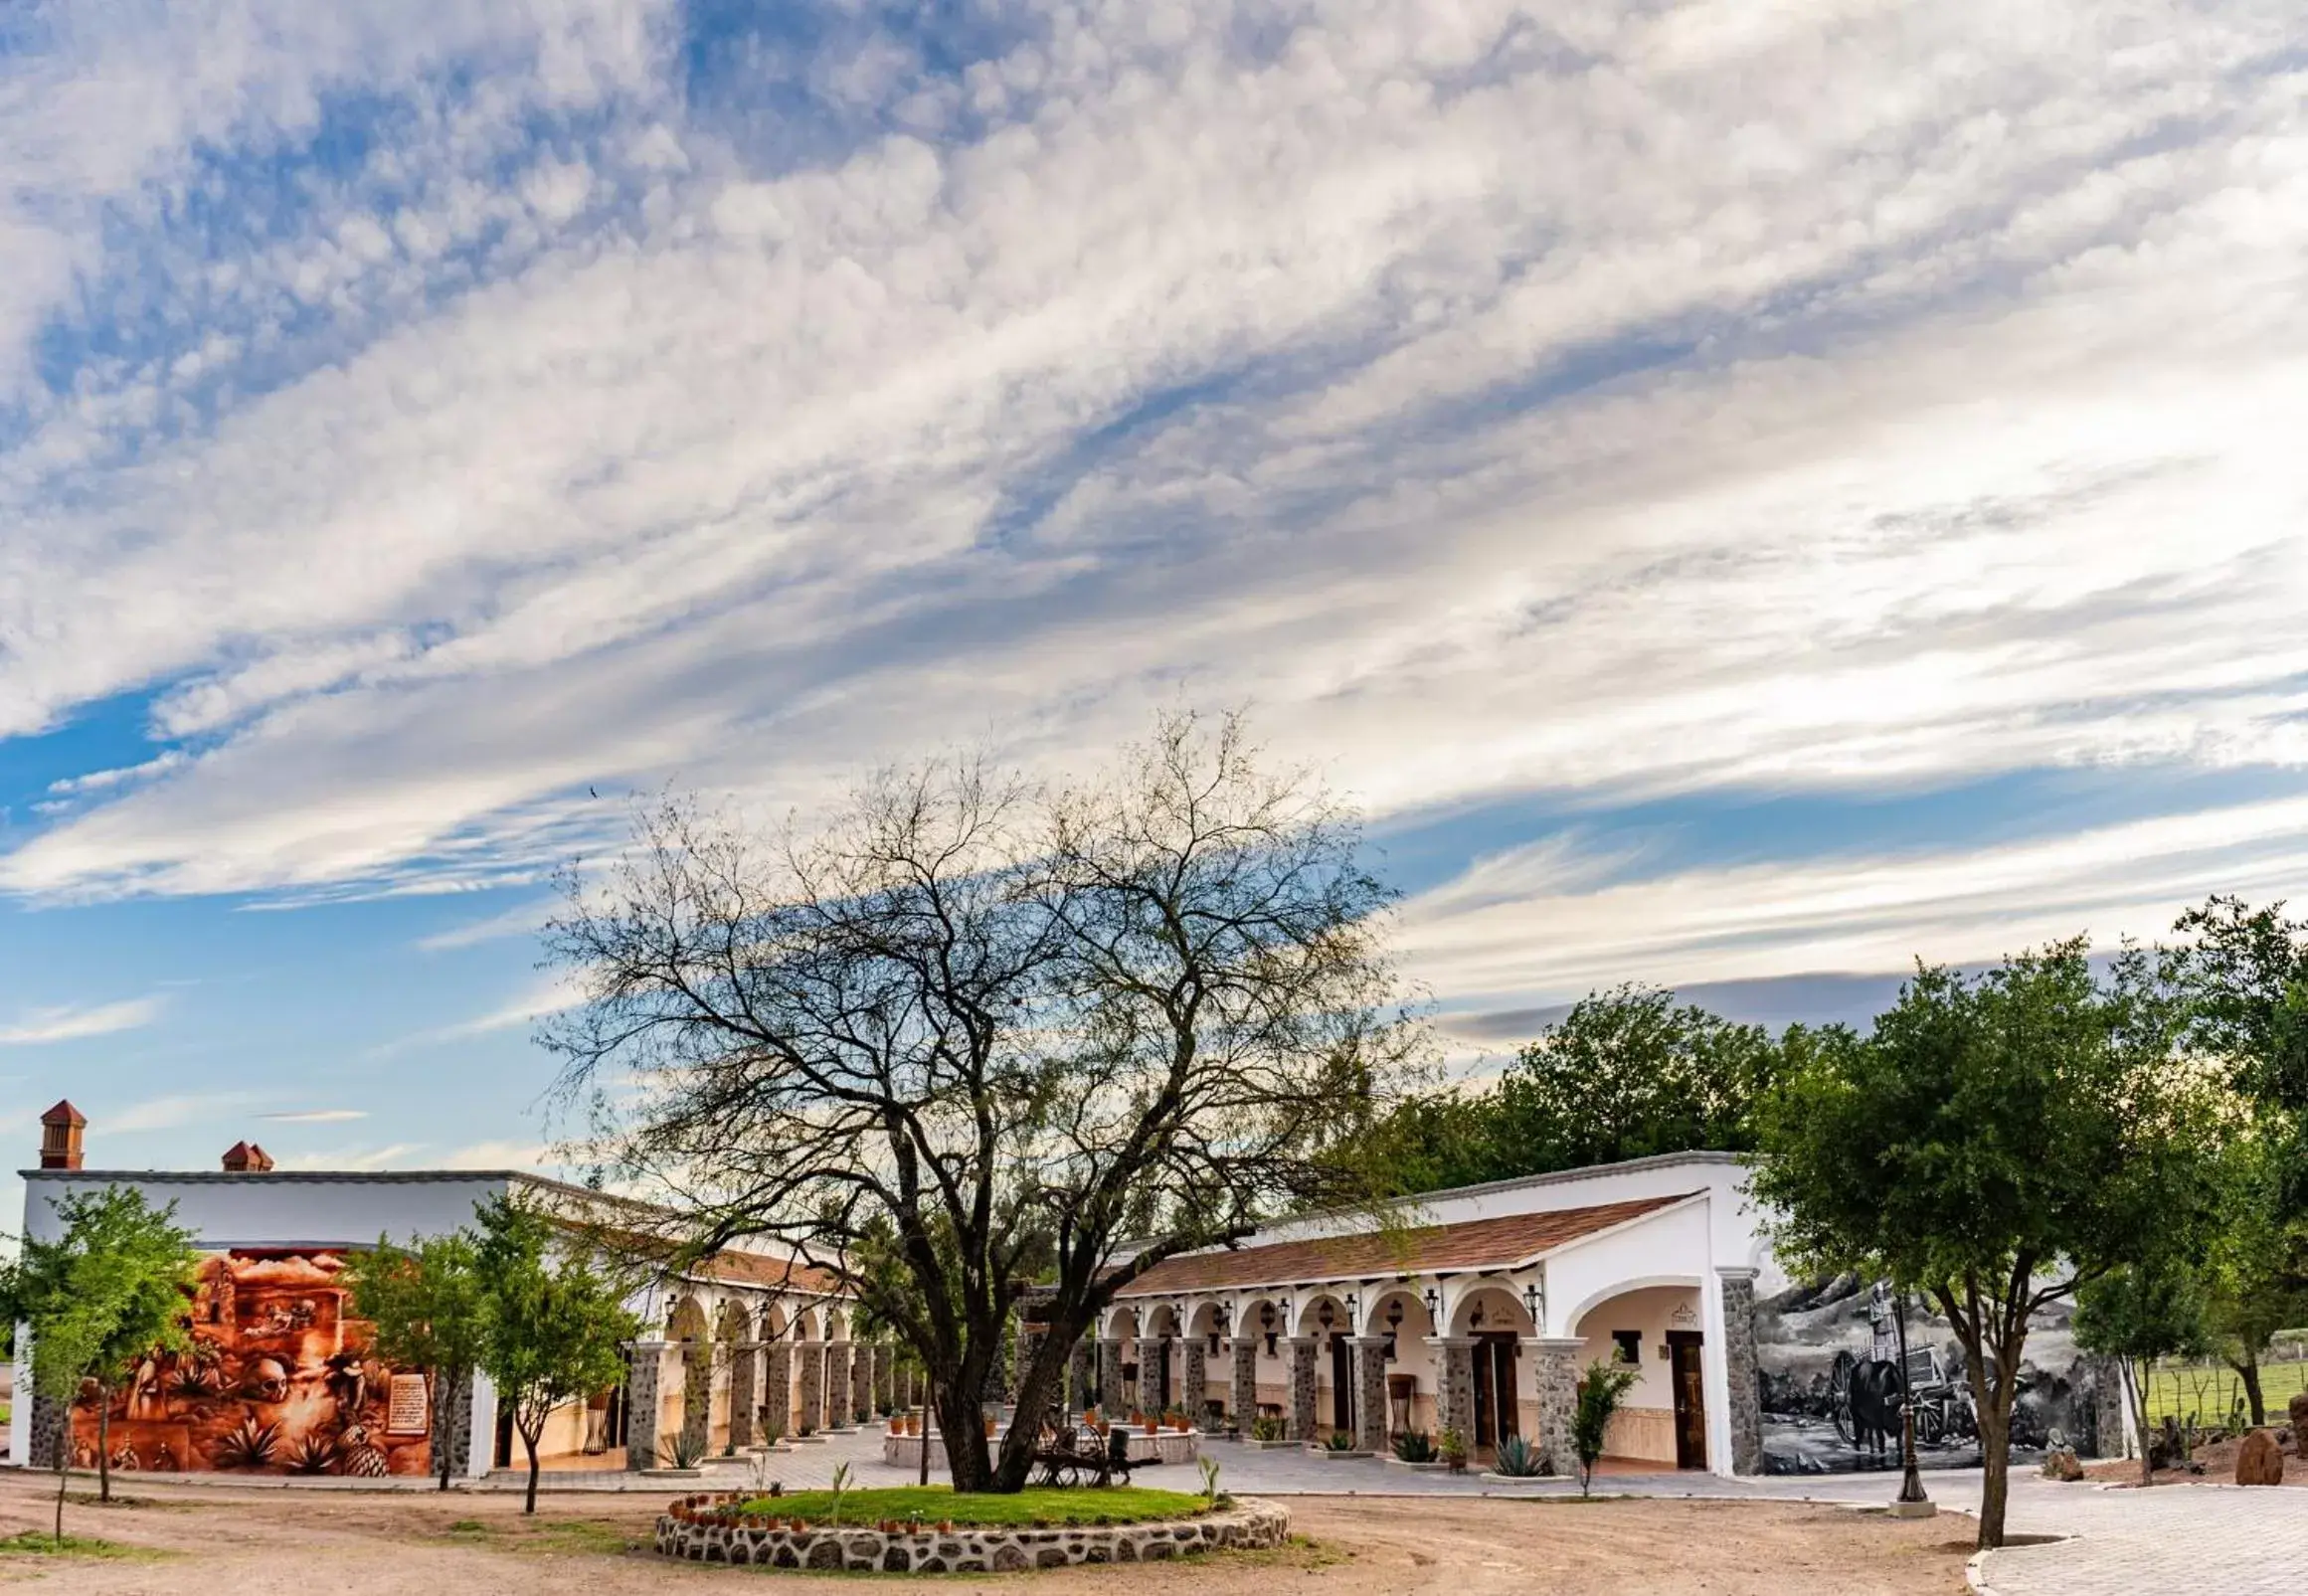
[
  {"xmin": 691, "ymin": 1249, "xmax": 844, "ymax": 1297},
  {"xmin": 1115, "ymin": 1192, "xmax": 1696, "ymax": 1296}
]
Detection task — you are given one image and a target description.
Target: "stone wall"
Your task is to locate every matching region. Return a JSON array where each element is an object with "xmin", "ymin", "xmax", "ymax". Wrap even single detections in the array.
[
  {"xmin": 655, "ymin": 1497, "xmax": 1290, "ymax": 1572},
  {"xmin": 1716, "ymin": 1268, "xmax": 1762, "ymax": 1475}
]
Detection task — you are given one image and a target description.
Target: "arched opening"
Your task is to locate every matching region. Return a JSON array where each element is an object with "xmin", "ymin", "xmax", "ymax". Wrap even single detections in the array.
[
  {"xmin": 665, "ymin": 1297, "xmax": 710, "ymax": 1463},
  {"xmin": 1144, "ymin": 1303, "xmax": 1181, "ymax": 1416},
  {"xmin": 1297, "ymin": 1293, "xmax": 1355, "ymax": 1436},
  {"xmin": 1240, "ymin": 1296, "xmax": 1287, "ymax": 1427},
  {"xmin": 1568, "ymin": 1283, "xmax": 1707, "ymax": 1469},
  {"xmin": 712, "ymin": 1300, "xmax": 751, "ymax": 1455},
  {"xmin": 1108, "ymin": 1306, "xmax": 1143, "ymax": 1414},
  {"xmin": 1449, "ymin": 1283, "xmax": 1538, "ymax": 1457},
  {"xmin": 1362, "ymin": 1288, "xmax": 1436, "ymax": 1440}
]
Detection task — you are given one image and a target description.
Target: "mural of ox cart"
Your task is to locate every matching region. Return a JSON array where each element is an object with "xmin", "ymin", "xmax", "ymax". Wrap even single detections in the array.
[{"xmin": 1826, "ymin": 1344, "xmax": 1977, "ymax": 1461}]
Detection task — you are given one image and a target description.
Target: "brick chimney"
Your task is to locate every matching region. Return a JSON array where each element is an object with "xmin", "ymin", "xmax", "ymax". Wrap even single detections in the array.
[
  {"xmin": 221, "ymin": 1141, "xmax": 274, "ymax": 1173},
  {"xmin": 221, "ymin": 1141, "xmax": 273, "ymax": 1172},
  {"xmin": 39, "ymin": 1100, "xmax": 87, "ymax": 1170}
]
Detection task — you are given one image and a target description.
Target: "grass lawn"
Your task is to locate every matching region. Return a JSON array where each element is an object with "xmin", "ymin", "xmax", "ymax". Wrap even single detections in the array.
[
  {"xmin": 2145, "ymin": 1358, "xmax": 2308, "ymax": 1424},
  {"xmin": 734, "ymin": 1486, "xmax": 1211, "ymax": 1526},
  {"xmin": 0, "ymin": 1529, "xmax": 161, "ymax": 1560}
]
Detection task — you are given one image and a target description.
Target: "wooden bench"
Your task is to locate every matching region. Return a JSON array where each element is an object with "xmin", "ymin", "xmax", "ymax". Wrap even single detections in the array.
[{"xmin": 1029, "ymin": 1427, "xmax": 1136, "ymax": 1489}]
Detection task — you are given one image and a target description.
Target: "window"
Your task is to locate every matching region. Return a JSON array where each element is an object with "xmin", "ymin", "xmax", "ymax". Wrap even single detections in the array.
[{"xmin": 1611, "ymin": 1330, "xmax": 1642, "ymax": 1365}]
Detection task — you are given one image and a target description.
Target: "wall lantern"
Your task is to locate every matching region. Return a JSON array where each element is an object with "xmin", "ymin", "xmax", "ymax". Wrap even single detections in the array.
[
  {"xmin": 1521, "ymin": 1282, "xmax": 1543, "ymax": 1327},
  {"xmin": 1317, "ymin": 1301, "xmax": 1335, "ymax": 1339},
  {"xmin": 1422, "ymin": 1287, "xmax": 1440, "ymax": 1321},
  {"xmin": 1343, "ymin": 1291, "xmax": 1359, "ymax": 1325},
  {"xmin": 1384, "ymin": 1299, "xmax": 1403, "ymax": 1361},
  {"xmin": 1261, "ymin": 1302, "xmax": 1280, "ymax": 1357}
]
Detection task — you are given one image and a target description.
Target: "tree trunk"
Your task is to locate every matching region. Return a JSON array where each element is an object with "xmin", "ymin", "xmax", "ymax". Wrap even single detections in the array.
[
  {"xmin": 2233, "ymin": 1351, "xmax": 2265, "ymax": 1428},
  {"xmin": 522, "ymin": 1423, "xmax": 542, "ymax": 1515},
  {"xmin": 53, "ymin": 1434, "xmax": 69, "ymax": 1545},
  {"xmin": 937, "ymin": 1373, "xmax": 995, "ymax": 1492},
  {"xmin": 95, "ymin": 1384, "xmax": 111, "ymax": 1505},
  {"xmin": 2127, "ymin": 1358, "xmax": 2152, "ymax": 1489},
  {"xmin": 434, "ymin": 1369, "xmax": 452, "ymax": 1492}
]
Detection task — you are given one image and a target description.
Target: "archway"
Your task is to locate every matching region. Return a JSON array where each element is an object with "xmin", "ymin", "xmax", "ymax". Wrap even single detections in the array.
[
  {"xmin": 1361, "ymin": 1288, "xmax": 1436, "ymax": 1439},
  {"xmin": 1144, "ymin": 1304, "xmax": 1181, "ymax": 1415},
  {"xmin": 1448, "ymin": 1283, "xmax": 1538, "ymax": 1455},
  {"xmin": 665, "ymin": 1296, "xmax": 710, "ymax": 1463},
  {"xmin": 1297, "ymin": 1293, "xmax": 1355, "ymax": 1435},
  {"xmin": 1568, "ymin": 1283, "xmax": 1707, "ymax": 1469},
  {"xmin": 713, "ymin": 1300, "xmax": 752, "ymax": 1454}
]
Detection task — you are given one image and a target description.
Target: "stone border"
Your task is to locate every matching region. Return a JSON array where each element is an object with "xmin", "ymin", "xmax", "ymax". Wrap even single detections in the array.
[{"xmin": 653, "ymin": 1495, "xmax": 1290, "ymax": 1572}]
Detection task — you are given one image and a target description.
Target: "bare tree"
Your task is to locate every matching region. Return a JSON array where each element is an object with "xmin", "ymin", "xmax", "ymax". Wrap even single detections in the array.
[{"xmin": 541, "ymin": 712, "xmax": 1422, "ymax": 1492}]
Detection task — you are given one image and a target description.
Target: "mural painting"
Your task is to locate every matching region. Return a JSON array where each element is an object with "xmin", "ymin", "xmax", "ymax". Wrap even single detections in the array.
[
  {"xmin": 1754, "ymin": 1273, "xmax": 2113, "ymax": 1476},
  {"xmin": 70, "ymin": 1250, "xmax": 433, "ymax": 1477}
]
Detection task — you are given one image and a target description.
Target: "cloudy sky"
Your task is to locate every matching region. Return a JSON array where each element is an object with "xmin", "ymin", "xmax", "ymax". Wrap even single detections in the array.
[{"xmin": 0, "ymin": 0, "xmax": 2304, "ymax": 1184}]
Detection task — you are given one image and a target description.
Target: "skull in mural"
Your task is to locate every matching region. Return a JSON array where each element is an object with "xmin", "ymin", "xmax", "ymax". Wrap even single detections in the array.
[{"xmin": 242, "ymin": 1355, "xmax": 292, "ymax": 1404}]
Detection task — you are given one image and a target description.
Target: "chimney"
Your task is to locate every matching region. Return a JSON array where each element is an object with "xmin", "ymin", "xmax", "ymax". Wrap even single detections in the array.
[
  {"xmin": 221, "ymin": 1141, "xmax": 274, "ymax": 1174},
  {"xmin": 39, "ymin": 1100, "xmax": 87, "ymax": 1170}
]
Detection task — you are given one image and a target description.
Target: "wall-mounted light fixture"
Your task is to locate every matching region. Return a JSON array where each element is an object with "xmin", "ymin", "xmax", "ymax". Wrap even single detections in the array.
[
  {"xmin": 1422, "ymin": 1287, "xmax": 1440, "ymax": 1321},
  {"xmin": 1521, "ymin": 1282, "xmax": 1542, "ymax": 1327}
]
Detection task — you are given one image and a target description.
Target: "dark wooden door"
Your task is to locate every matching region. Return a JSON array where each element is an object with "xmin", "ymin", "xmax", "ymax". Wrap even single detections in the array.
[
  {"xmin": 1155, "ymin": 1339, "xmax": 1172, "ymax": 1412},
  {"xmin": 1668, "ymin": 1331, "xmax": 1706, "ymax": 1469},
  {"xmin": 1330, "ymin": 1335, "xmax": 1353, "ymax": 1432},
  {"xmin": 1471, "ymin": 1332, "xmax": 1519, "ymax": 1447}
]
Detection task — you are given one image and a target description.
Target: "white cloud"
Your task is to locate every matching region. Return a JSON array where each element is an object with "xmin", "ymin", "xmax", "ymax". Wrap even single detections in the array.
[
  {"xmin": 1399, "ymin": 795, "xmax": 2308, "ymax": 1006},
  {"xmin": 0, "ymin": 0, "xmax": 2300, "ymax": 1024},
  {"xmin": 0, "ymin": 995, "xmax": 164, "ymax": 1046},
  {"xmin": 108, "ymin": 1090, "xmax": 257, "ymax": 1135},
  {"xmin": 257, "ymin": 1109, "xmax": 369, "ymax": 1124}
]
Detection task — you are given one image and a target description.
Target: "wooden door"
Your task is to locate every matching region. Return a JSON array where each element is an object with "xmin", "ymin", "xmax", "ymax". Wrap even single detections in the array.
[
  {"xmin": 1668, "ymin": 1331, "xmax": 1706, "ymax": 1470},
  {"xmin": 1330, "ymin": 1334, "xmax": 1353, "ymax": 1432}
]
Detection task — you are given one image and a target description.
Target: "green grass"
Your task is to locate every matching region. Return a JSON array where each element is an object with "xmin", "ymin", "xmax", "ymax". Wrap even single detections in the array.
[
  {"xmin": 733, "ymin": 1486, "xmax": 1210, "ymax": 1526},
  {"xmin": 440, "ymin": 1516, "xmax": 642, "ymax": 1556},
  {"xmin": 2144, "ymin": 1359, "xmax": 2308, "ymax": 1424},
  {"xmin": 0, "ymin": 1529, "xmax": 162, "ymax": 1560}
]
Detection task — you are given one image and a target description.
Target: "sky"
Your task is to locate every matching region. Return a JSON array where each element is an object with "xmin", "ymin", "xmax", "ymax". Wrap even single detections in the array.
[{"xmin": 0, "ymin": 0, "xmax": 2305, "ymax": 1197}]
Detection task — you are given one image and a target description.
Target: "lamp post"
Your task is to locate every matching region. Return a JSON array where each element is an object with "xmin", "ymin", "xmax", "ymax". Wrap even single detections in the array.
[{"xmin": 1889, "ymin": 1290, "xmax": 1935, "ymax": 1518}]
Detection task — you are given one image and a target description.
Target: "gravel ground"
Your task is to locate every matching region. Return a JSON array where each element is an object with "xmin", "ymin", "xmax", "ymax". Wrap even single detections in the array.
[{"xmin": 0, "ymin": 1474, "xmax": 1974, "ymax": 1594}]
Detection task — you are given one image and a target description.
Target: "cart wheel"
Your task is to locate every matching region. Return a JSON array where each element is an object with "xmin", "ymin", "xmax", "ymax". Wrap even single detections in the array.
[{"xmin": 1827, "ymin": 1350, "xmax": 1857, "ymax": 1446}]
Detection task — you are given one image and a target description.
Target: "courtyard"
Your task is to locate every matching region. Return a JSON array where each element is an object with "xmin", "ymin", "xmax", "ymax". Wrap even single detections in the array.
[{"xmin": 2, "ymin": 1424, "xmax": 2299, "ymax": 1593}]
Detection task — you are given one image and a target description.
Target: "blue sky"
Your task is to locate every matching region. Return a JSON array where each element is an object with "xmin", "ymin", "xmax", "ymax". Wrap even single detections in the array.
[{"xmin": 3, "ymin": 0, "xmax": 2308, "ymax": 1197}]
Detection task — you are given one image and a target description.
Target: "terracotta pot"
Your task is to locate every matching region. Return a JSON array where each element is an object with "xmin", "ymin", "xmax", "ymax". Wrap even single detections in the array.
[{"xmin": 984, "ymin": 1418, "xmax": 997, "ymax": 1437}]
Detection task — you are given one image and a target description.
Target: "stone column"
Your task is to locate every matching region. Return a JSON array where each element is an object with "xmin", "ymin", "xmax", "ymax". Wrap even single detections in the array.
[
  {"xmin": 728, "ymin": 1341, "xmax": 761, "ymax": 1450},
  {"xmin": 1287, "ymin": 1337, "xmax": 1319, "ymax": 1440},
  {"xmin": 623, "ymin": 1341, "xmax": 664, "ymax": 1470},
  {"xmin": 797, "ymin": 1342, "xmax": 825, "ymax": 1436},
  {"xmin": 1716, "ymin": 1266, "xmax": 1763, "ymax": 1475},
  {"xmin": 896, "ymin": 1359, "xmax": 915, "ymax": 1412},
  {"xmin": 853, "ymin": 1342, "xmax": 877, "ymax": 1423},
  {"xmin": 763, "ymin": 1340, "xmax": 793, "ymax": 1442},
  {"xmin": 1097, "ymin": 1337, "xmax": 1125, "ymax": 1413},
  {"xmin": 1069, "ymin": 1337, "xmax": 1096, "ymax": 1412},
  {"xmin": 680, "ymin": 1343, "xmax": 712, "ymax": 1460},
  {"xmin": 1010, "ymin": 1323, "xmax": 1037, "ymax": 1408},
  {"xmin": 1351, "ymin": 1336, "xmax": 1390, "ymax": 1452},
  {"xmin": 876, "ymin": 1342, "xmax": 897, "ymax": 1413},
  {"xmin": 1183, "ymin": 1337, "xmax": 1208, "ymax": 1423},
  {"xmin": 1230, "ymin": 1336, "xmax": 1259, "ymax": 1435},
  {"xmin": 825, "ymin": 1342, "xmax": 854, "ymax": 1430},
  {"xmin": 1428, "ymin": 1336, "xmax": 1476, "ymax": 1448},
  {"xmin": 1530, "ymin": 1335, "xmax": 1583, "ymax": 1477}
]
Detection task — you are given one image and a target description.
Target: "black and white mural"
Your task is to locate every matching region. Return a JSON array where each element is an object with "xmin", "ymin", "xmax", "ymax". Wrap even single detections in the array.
[{"xmin": 1754, "ymin": 1272, "xmax": 2114, "ymax": 1476}]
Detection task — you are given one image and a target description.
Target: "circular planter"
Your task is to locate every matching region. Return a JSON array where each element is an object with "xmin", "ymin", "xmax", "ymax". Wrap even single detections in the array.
[{"xmin": 654, "ymin": 1497, "xmax": 1291, "ymax": 1572}]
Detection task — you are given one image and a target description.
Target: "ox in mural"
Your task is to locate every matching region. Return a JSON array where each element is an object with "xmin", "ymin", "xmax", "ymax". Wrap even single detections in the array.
[
  {"xmin": 1754, "ymin": 1274, "xmax": 2114, "ymax": 1476},
  {"xmin": 70, "ymin": 1251, "xmax": 433, "ymax": 1477}
]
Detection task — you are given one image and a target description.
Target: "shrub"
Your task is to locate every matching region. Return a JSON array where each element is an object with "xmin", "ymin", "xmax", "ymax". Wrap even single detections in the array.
[
  {"xmin": 1323, "ymin": 1430, "xmax": 1359, "ymax": 1452},
  {"xmin": 1391, "ymin": 1430, "xmax": 1437, "ymax": 1463},
  {"xmin": 1250, "ymin": 1416, "xmax": 1288, "ymax": 1442},
  {"xmin": 1573, "ymin": 1361, "xmax": 1640, "ymax": 1497}
]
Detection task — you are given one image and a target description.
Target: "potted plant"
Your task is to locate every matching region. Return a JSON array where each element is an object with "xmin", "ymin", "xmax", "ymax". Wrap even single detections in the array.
[{"xmin": 1439, "ymin": 1425, "xmax": 1469, "ymax": 1474}]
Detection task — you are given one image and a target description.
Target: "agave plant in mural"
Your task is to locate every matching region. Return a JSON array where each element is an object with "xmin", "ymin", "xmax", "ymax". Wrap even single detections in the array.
[
  {"xmin": 286, "ymin": 1432, "xmax": 339, "ymax": 1475},
  {"xmin": 212, "ymin": 1413, "xmax": 282, "ymax": 1470}
]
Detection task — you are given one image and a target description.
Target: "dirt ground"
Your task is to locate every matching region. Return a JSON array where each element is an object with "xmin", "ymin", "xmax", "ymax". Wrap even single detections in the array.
[
  {"xmin": 2082, "ymin": 1428, "xmax": 2308, "ymax": 1487},
  {"xmin": 0, "ymin": 1475, "xmax": 1976, "ymax": 1595}
]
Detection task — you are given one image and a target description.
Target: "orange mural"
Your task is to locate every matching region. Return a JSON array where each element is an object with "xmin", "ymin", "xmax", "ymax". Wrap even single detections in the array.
[{"xmin": 71, "ymin": 1250, "xmax": 433, "ymax": 1477}]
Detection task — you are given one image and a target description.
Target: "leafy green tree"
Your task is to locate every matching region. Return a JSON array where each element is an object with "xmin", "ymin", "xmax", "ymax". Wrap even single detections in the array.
[
  {"xmin": 1751, "ymin": 942, "xmax": 2224, "ymax": 1549},
  {"xmin": 471, "ymin": 1195, "xmax": 639, "ymax": 1513},
  {"xmin": 2073, "ymin": 1257, "xmax": 2212, "ymax": 1486},
  {"xmin": 1358, "ymin": 986, "xmax": 1790, "ymax": 1192},
  {"xmin": 0, "ymin": 1186, "xmax": 199, "ymax": 1537},
  {"xmin": 345, "ymin": 1230, "xmax": 487, "ymax": 1491},
  {"xmin": 1571, "ymin": 1360, "xmax": 1639, "ymax": 1498},
  {"xmin": 2171, "ymin": 896, "xmax": 2308, "ymax": 1211},
  {"xmin": 2200, "ymin": 1132, "xmax": 2308, "ymax": 1426}
]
